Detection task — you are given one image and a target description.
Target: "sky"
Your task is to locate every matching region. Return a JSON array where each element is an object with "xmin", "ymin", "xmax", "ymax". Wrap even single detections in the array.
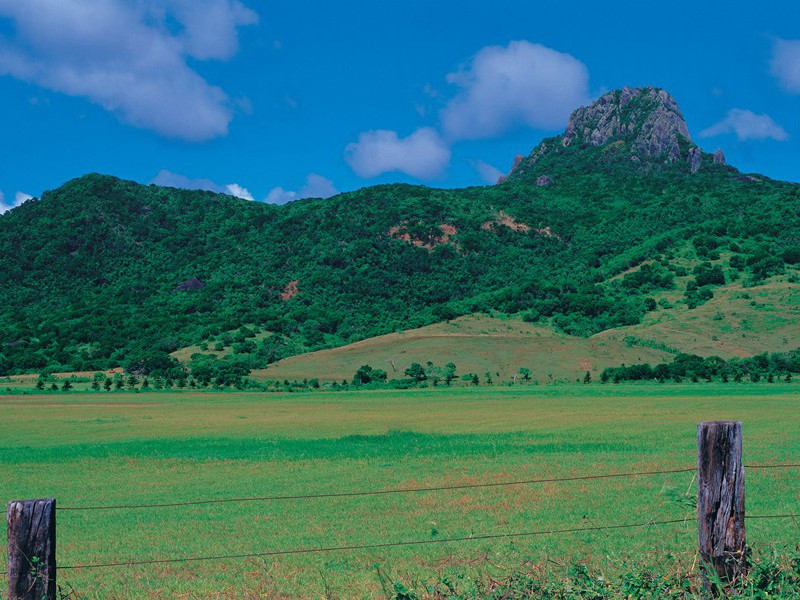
[{"xmin": 1, "ymin": 0, "xmax": 799, "ymax": 213}]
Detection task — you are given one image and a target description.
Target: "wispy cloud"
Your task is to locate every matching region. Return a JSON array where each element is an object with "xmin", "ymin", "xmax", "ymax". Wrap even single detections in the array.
[
  {"xmin": 472, "ymin": 160, "xmax": 505, "ymax": 184},
  {"xmin": 0, "ymin": 0, "xmax": 257, "ymax": 141},
  {"xmin": 770, "ymin": 38, "xmax": 800, "ymax": 94},
  {"xmin": 699, "ymin": 109, "xmax": 788, "ymax": 142}
]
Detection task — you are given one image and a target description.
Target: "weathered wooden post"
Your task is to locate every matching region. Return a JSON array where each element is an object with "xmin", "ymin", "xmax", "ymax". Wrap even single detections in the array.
[
  {"xmin": 7, "ymin": 499, "xmax": 56, "ymax": 600},
  {"xmin": 697, "ymin": 421, "xmax": 746, "ymax": 587}
]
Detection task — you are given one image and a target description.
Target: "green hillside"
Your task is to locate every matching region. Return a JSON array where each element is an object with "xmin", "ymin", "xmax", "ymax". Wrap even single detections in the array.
[{"xmin": 1, "ymin": 86, "xmax": 799, "ymax": 381}]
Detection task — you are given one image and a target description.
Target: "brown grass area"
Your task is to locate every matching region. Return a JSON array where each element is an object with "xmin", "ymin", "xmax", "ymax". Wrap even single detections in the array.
[{"xmin": 252, "ymin": 314, "xmax": 671, "ymax": 383}]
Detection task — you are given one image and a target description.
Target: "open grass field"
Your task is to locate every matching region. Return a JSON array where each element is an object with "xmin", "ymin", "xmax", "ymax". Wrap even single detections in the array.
[{"xmin": 1, "ymin": 385, "xmax": 798, "ymax": 598}]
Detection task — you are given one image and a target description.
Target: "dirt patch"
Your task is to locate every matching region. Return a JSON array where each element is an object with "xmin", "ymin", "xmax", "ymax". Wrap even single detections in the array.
[
  {"xmin": 482, "ymin": 211, "xmax": 563, "ymax": 241},
  {"xmin": 387, "ymin": 222, "xmax": 457, "ymax": 249},
  {"xmin": 280, "ymin": 280, "xmax": 299, "ymax": 301},
  {"xmin": 482, "ymin": 210, "xmax": 531, "ymax": 233}
]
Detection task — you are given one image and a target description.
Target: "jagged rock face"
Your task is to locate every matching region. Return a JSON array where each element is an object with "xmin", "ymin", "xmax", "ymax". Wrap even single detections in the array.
[
  {"xmin": 507, "ymin": 86, "xmax": 727, "ymax": 181},
  {"xmin": 562, "ymin": 87, "xmax": 692, "ymax": 160},
  {"xmin": 689, "ymin": 147, "xmax": 703, "ymax": 174}
]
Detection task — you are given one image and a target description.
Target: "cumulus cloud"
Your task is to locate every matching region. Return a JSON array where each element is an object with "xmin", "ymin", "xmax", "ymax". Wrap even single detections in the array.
[
  {"xmin": 345, "ymin": 127, "xmax": 451, "ymax": 179},
  {"xmin": 0, "ymin": 189, "xmax": 34, "ymax": 214},
  {"xmin": 699, "ymin": 109, "xmax": 788, "ymax": 142},
  {"xmin": 770, "ymin": 39, "xmax": 800, "ymax": 93},
  {"xmin": 150, "ymin": 169, "xmax": 253, "ymax": 199},
  {"xmin": 472, "ymin": 160, "xmax": 505, "ymax": 184},
  {"xmin": 224, "ymin": 183, "xmax": 254, "ymax": 201},
  {"xmin": 0, "ymin": 0, "xmax": 257, "ymax": 141},
  {"xmin": 440, "ymin": 41, "xmax": 590, "ymax": 141},
  {"xmin": 265, "ymin": 173, "xmax": 338, "ymax": 204}
]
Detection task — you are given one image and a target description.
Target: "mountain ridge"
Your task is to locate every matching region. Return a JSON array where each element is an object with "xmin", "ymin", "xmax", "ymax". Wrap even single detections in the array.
[{"xmin": 1, "ymin": 86, "xmax": 798, "ymax": 381}]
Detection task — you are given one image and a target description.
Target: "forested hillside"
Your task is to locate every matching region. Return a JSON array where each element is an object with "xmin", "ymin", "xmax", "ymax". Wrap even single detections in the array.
[{"xmin": 1, "ymin": 87, "xmax": 799, "ymax": 379}]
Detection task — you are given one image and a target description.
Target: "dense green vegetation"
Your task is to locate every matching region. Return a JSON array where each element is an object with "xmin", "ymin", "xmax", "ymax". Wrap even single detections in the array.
[
  {"xmin": 602, "ymin": 347, "xmax": 800, "ymax": 384},
  {"xmin": 2, "ymin": 120, "xmax": 800, "ymax": 379}
]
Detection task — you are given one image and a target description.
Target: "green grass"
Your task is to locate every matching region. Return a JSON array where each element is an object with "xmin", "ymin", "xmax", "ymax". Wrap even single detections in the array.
[{"xmin": 1, "ymin": 385, "xmax": 798, "ymax": 598}]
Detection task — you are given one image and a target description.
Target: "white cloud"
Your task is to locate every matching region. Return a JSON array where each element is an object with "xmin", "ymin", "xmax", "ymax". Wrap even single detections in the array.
[
  {"xmin": 150, "ymin": 169, "xmax": 253, "ymax": 199},
  {"xmin": 0, "ymin": 189, "xmax": 34, "ymax": 214},
  {"xmin": 0, "ymin": 0, "xmax": 257, "ymax": 141},
  {"xmin": 699, "ymin": 109, "xmax": 788, "ymax": 142},
  {"xmin": 344, "ymin": 127, "xmax": 451, "ymax": 180},
  {"xmin": 265, "ymin": 173, "xmax": 337, "ymax": 204},
  {"xmin": 771, "ymin": 39, "xmax": 800, "ymax": 94},
  {"xmin": 472, "ymin": 160, "xmax": 505, "ymax": 184},
  {"xmin": 224, "ymin": 183, "xmax": 253, "ymax": 201},
  {"xmin": 440, "ymin": 41, "xmax": 590, "ymax": 141}
]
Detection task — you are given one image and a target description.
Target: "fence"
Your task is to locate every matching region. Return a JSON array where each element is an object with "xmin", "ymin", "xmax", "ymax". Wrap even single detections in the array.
[{"xmin": 5, "ymin": 421, "xmax": 800, "ymax": 599}]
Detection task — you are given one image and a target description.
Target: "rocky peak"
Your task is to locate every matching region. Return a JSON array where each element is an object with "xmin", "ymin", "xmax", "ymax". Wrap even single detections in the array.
[
  {"xmin": 562, "ymin": 86, "xmax": 692, "ymax": 160},
  {"xmin": 504, "ymin": 86, "xmax": 725, "ymax": 182}
]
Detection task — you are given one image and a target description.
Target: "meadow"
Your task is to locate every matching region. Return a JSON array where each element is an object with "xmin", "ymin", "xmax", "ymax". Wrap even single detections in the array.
[{"xmin": 1, "ymin": 384, "xmax": 798, "ymax": 598}]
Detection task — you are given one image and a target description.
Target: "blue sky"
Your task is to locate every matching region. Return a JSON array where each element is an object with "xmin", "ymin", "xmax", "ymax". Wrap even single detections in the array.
[{"xmin": 1, "ymin": 0, "xmax": 799, "ymax": 212}]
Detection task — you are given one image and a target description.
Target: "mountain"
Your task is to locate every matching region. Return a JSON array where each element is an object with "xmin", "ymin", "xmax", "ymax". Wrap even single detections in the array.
[{"xmin": 1, "ymin": 86, "xmax": 799, "ymax": 381}]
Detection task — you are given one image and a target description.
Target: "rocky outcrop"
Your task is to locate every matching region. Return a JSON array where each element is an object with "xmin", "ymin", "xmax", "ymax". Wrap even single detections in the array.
[
  {"xmin": 535, "ymin": 175, "xmax": 554, "ymax": 186},
  {"xmin": 508, "ymin": 86, "xmax": 719, "ymax": 180},
  {"xmin": 713, "ymin": 148, "xmax": 726, "ymax": 165},
  {"xmin": 497, "ymin": 154, "xmax": 525, "ymax": 184},
  {"xmin": 688, "ymin": 148, "xmax": 703, "ymax": 174},
  {"xmin": 175, "ymin": 277, "xmax": 205, "ymax": 291},
  {"xmin": 562, "ymin": 87, "xmax": 692, "ymax": 160}
]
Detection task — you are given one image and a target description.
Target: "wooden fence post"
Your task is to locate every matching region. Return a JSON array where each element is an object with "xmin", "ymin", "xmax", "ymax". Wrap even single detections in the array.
[
  {"xmin": 697, "ymin": 421, "xmax": 746, "ymax": 587},
  {"xmin": 7, "ymin": 498, "xmax": 56, "ymax": 600}
]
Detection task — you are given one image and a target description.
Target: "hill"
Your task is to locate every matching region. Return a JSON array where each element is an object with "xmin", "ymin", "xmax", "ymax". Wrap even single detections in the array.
[
  {"xmin": 1, "ymin": 86, "xmax": 799, "ymax": 381},
  {"xmin": 250, "ymin": 314, "xmax": 674, "ymax": 384}
]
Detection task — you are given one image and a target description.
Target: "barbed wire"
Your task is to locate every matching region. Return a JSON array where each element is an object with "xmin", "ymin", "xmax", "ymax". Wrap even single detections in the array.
[
  {"xmin": 1, "ymin": 513, "xmax": 797, "ymax": 576},
  {"xmin": 53, "ymin": 463, "xmax": 799, "ymax": 512},
  {"xmin": 56, "ymin": 517, "xmax": 690, "ymax": 571},
  {"xmin": 57, "ymin": 466, "xmax": 697, "ymax": 511}
]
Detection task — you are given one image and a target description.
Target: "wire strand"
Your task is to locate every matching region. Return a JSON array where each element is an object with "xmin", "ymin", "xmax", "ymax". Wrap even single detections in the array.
[
  {"xmin": 57, "ymin": 518, "xmax": 689, "ymax": 571},
  {"xmin": 2, "ymin": 513, "xmax": 797, "ymax": 576},
  {"xmin": 57, "ymin": 466, "xmax": 697, "ymax": 511}
]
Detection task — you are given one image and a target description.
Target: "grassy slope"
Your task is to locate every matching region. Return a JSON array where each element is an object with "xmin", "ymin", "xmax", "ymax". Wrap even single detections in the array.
[
  {"xmin": 597, "ymin": 281, "xmax": 800, "ymax": 358},
  {"xmin": 0, "ymin": 386, "xmax": 797, "ymax": 598},
  {"xmin": 250, "ymin": 314, "xmax": 674, "ymax": 383},
  {"xmin": 249, "ymin": 274, "xmax": 800, "ymax": 383}
]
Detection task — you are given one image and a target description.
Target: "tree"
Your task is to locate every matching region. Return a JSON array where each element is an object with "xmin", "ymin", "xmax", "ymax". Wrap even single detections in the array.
[
  {"xmin": 583, "ymin": 371, "xmax": 592, "ymax": 384},
  {"xmin": 443, "ymin": 363, "xmax": 457, "ymax": 385},
  {"xmin": 484, "ymin": 372, "xmax": 493, "ymax": 385},
  {"xmin": 518, "ymin": 368, "xmax": 532, "ymax": 382},
  {"xmin": 404, "ymin": 362, "xmax": 426, "ymax": 382},
  {"xmin": 353, "ymin": 364, "xmax": 374, "ymax": 385},
  {"xmin": 103, "ymin": 378, "xmax": 112, "ymax": 391},
  {"xmin": 61, "ymin": 380, "xmax": 72, "ymax": 392}
]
